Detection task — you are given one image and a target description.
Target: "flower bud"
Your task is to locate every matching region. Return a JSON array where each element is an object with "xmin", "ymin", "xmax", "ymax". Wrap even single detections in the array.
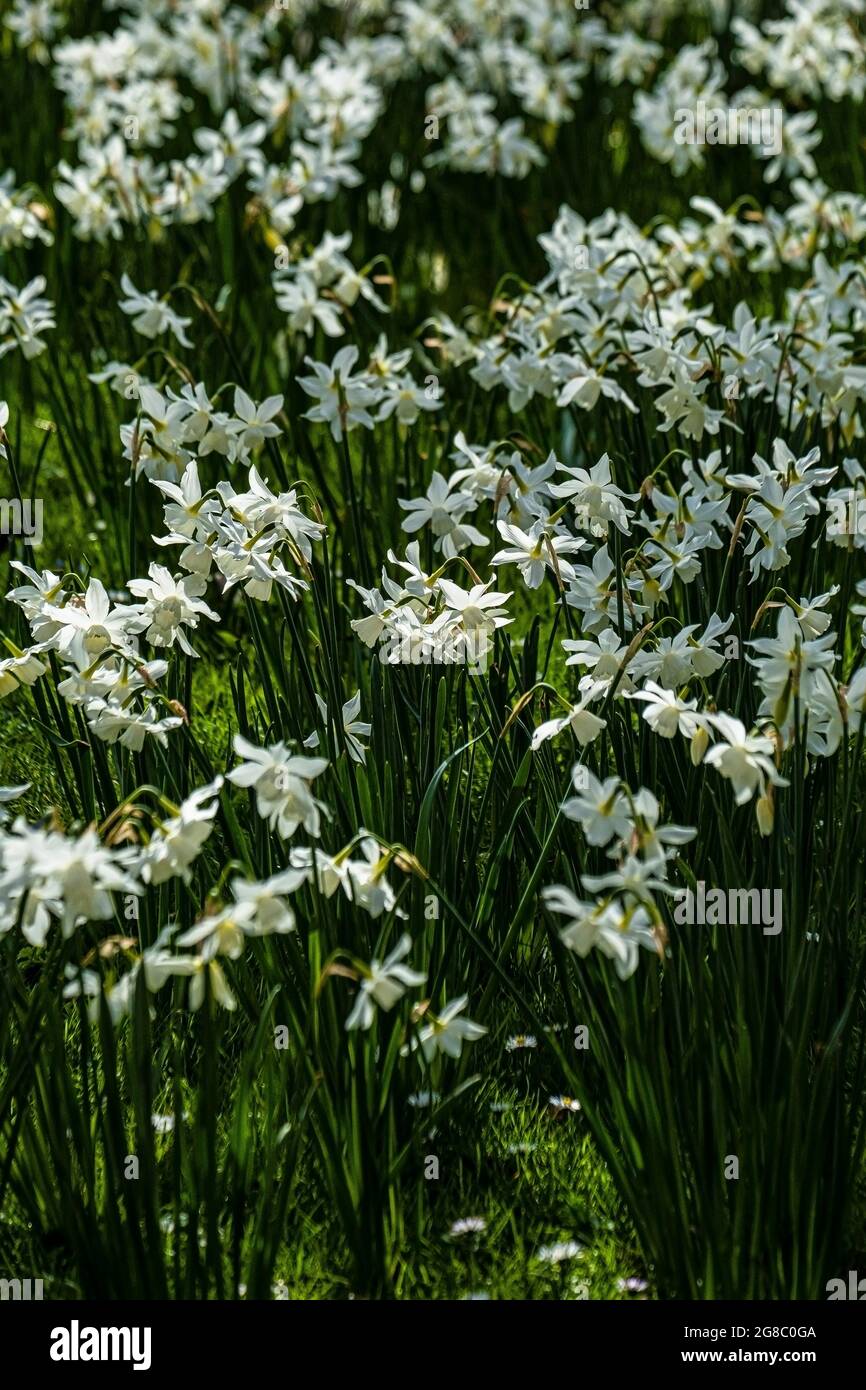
[
  {"xmin": 756, "ymin": 792, "xmax": 774, "ymax": 837},
  {"xmin": 772, "ymin": 677, "xmax": 792, "ymax": 731},
  {"xmin": 690, "ymin": 723, "xmax": 710, "ymax": 765}
]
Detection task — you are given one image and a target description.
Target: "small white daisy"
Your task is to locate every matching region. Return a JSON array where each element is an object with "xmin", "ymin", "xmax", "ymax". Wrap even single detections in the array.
[
  {"xmin": 449, "ymin": 1216, "xmax": 487, "ymax": 1237},
  {"xmin": 549, "ymin": 1094, "xmax": 582, "ymax": 1113},
  {"xmin": 617, "ymin": 1276, "xmax": 649, "ymax": 1294},
  {"xmin": 536, "ymin": 1240, "xmax": 583, "ymax": 1264},
  {"xmin": 408, "ymin": 1090, "xmax": 441, "ymax": 1108}
]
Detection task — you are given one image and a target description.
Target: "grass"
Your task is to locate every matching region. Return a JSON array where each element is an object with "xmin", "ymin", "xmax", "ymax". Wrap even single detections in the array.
[{"xmin": 2, "ymin": 1073, "xmax": 644, "ymax": 1301}]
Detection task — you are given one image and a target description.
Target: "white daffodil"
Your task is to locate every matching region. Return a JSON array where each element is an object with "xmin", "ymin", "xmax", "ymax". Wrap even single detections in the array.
[
  {"xmin": 398, "ymin": 472, "xmax": 483, "ymax": 557},
  {"xmin": 562, "ymin": 770, "xmax": 631, "ymax": 847},
  {"xmin": 562, "ymin": 627, "xmax": 634, "ymax": 692},
  {"xmin": 118, "ymin": 273, "xmax": 192, "ymax": 347},
  {"xmin": 492, "ymin": 519, "xmax": 586, "ymax": 589},
  {"xmin": 176, "ymin": 904, "xmax": 246, "ymax": 962},
  {"xmin": 436, "ymin": 578, "xmax": 512, "ymax": 646},
  {"xmin": 144, "ymin": 777, "xmax": 223, "ymax": 885},
  {"xmin": 87, "ymin": 701, "xmax": 183, "ymax": 751},
  {"xmin": 403, "ymin": 995, "xmax": 487, "ymax": 1061},
  {"xmin": 542, "ymin": 885, "xmax": 658, "ymax": 981},
  {"xmin": 340, "ymin": 837, "xmax": 406, "ymax": 919},
  {"xmin": 703, "ymin": 713, "xmax": 788, "ymax": 805},
  {"xmin": 0, "ymin": 643, "xmax": 48, "ymax": 697},
  {"xmin": 0, "ymin": 821, "xmax": 141, "ymax": 939},
  {"xmin": 227, "ymin": 734, "xmax": 329, "ymax": 839},
  {"xmin": 548, "ymin": 453, "xmax": 636, "ymax": 535},
  {"xmin": 791, "ymin": 587, "xmax": 839, "ymax": 639},
  {"xmin": 151, "ymin": 459, "xmax": 217, "ymax": 540},
  {"xmin": 298, "ymin": 345, "xmax": 379, "ymax": 442},
  {"xmin": 531, "ymin": 684, "xmax": 607, "ymax": 750},
  {"xmin": 687, "ymin": 612, "xmax": 735, "ymax": 677},
  {"xmin": 7, "ymin": 560, "xmax": 66, "ymax": 626},
  {"xmin": 44, "ymin": 577, "xmax": 137, "ymax": 665},
  {"xmin": 127, "ymin": 563, "xmax": 220, "ymax": 656},
  {"xmin": 627, "ymin": 787, "xmax": 696, "ymax": 863},
  {"xmin": 304, "ymin": 690, "xmax": 371, "ymax": 765},
  {"xmin": 188, "ymin": 958, "xmax": 237, "ymax": 1013},
  {"xmin": 230, "ymin": 869, "xmax": 306, "ymax": 936},
  {"xmin": 581, "ymin": 853, "xmax": 674, "ymax": 909},
  {"xmin": 345, "ymin": 934, "xmax": 425, "ymax": 1031},
  {"xmin": 746, "ymin": 605, "xmax": 836, "ymax": 711},
  {"xmin": 627, "ymin": 681, "xmax": 703, "ymax": 739},
  {"xmin": 227, "ymin": 387, "xmax": 283, "ymax": 454}
]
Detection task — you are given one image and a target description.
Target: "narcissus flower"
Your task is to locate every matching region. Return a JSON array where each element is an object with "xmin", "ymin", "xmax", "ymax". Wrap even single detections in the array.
[
  {"xmin": 118, "ymin": 273, "xmax": 192, "ymax": 347},
  {"xmin": 227, "ymin": 734, "xmax": 329, "ymax": 839},
  {"xmin": 531, "ymin": 687, "xmax": 606, "ymax": 750},
  {"xmin": 345, "ymin": 934, "xmax": 425, "ymax": 1031},
  {"xmin": 562, "ymin": 770, "xmax": 631, "ymax": 847},
  {"xmin": 403, "ymin": 995, "xmax": 487, "ymax": 1060},
  {"xmin": 703, "ymin": 714, "xmax": 788, "ymax": 805},
  {"xmin": 144, "ymin": 778, "xmax": 224, "ymax": 885},
  {"xmin": 627, "ymin": 681, "xmax": 703, "ymax": 739},
  {"xmin": 127, "ymin": 563, "xmax": 220, "ymax": 657},
  {"xmin": 543, "ymin": 885, "xmax": 659, "ymax": 981},
  {"xmin": 492, "ymin": 518, "xmax": 587, "ymax": 589}
]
